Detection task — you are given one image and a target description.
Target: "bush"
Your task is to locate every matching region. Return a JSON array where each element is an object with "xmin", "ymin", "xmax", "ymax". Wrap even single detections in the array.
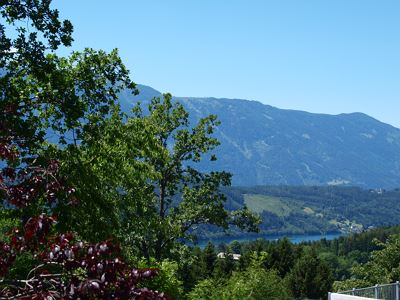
[
  {"xmin": 138, "ymin": 259, "xmax": 184, "ymax": 299},
  {"xmin": 189, "ymin": 267, "xmax": 290, "ymax": 300}
]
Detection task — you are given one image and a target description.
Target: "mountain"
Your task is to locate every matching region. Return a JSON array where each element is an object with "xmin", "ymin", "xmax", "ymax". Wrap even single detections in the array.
[{"xmin": 119, "ymin": 84, "xmax": 400, "ymax": 189}]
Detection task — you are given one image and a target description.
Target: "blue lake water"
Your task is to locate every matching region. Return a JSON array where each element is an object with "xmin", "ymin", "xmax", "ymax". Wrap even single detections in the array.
[{"xmin": 195, "ymin": 232, "xmax": 344, "ymax": 248}]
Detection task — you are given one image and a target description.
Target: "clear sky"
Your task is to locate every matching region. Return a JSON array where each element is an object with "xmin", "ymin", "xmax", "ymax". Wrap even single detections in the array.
[{"xmin": 54, "ymin": 0, "xmax": 400, "ymax": 127}]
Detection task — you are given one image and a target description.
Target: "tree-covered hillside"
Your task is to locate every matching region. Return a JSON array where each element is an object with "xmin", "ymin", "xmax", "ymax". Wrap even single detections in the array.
[
  {"xmin": 120, "ymin": 84, "xmax": 400, "ymax": 189},
  {"xmin": 215, "ymin": 185, "xmax": 400, "ymax": 237}
]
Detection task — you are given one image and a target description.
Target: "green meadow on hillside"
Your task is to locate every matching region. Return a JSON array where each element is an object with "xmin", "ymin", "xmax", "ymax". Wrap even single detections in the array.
[
  {"xmin": 244, "ymin": 194, "xmax": 293, "ymax": 216},
  {"xmin": 218, "ymin": 186, "xmax": 400, "ymax": 237}
]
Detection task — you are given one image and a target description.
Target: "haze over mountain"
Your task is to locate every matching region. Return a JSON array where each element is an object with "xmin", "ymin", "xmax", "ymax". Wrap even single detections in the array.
[{"xmin": 119, "ymin": 85, "xmax": 400, "ymax": 189}]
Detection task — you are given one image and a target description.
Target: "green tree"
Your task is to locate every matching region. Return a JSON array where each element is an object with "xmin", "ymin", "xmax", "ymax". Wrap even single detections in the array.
[
  {"xmin": 179, "ymin": 247, "xmax": 208, "ymax": 292},
  {"xmin": 287, "ymin": 248, "xmax": 334, "ymax": 299},
  {"xmin": 1, "ymin": 0, "xmax": 259, "ymax": 274},
  {"xmin": 202, "ymin": 242, "xmax": 217, "ymax": 276},
  {"xmin": 0, "ymin": 0, "xmax": 137, "ymax": 239},
  {"xmin": 230, "ymin": 240, "xmax": 242, "ymax": 254},
  {"xmin": 213, "ymin": 246, "xmax": 236, "ymax": 278},
  {"xmin": 187, "ymin": 278, "xmax": 219, "ymax": 300},
  {"xmin": 0, "ymin": 1, "xmax": 164, "ymax": 298},
  {"xmin": 189, "ymin": 267, "xmax": 291, "ymax": 300},
  {"xmin": 136, "ymin": 259, "xmax": 184, "ymax": 299},
  {"xmin": 318, "ymin": 251, "xmax": 352, "ymax": 281},
  {"xmin": 65, "ymin": 93, "xmax": 260, "ymax": 259},
  {"xmin": 221, "ymin": 267, "xmax": 291, "ymax": 300},
  {"xmin": 270, "ymin": 237, "xmax": 295, "ymax": 277},
  {"xmin": 132, "ymin": 94, "xmax": 260, "ymax": 259},
  {"xmin": 52, "ymin": 107, "xmax": 153, "ymax": 242},
  {"xmin": 335, "ymin": 235, "xmax": 400, "ymax": 291}
]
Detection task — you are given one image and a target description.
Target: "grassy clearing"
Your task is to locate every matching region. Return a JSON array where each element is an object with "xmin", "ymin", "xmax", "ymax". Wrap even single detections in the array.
[{"xmin": 244, "ymin": 194, "xmax": 292, "ymax": 217}]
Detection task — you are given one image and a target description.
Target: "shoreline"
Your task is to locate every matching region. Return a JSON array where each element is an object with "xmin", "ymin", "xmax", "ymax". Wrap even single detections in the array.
[{"xmin": 193, "ymin": 231, "xmax": 344, "ymax": 248}]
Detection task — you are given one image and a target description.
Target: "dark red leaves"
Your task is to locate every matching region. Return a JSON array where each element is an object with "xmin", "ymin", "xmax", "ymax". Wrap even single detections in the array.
[
  {"xmin": 0, "ymin": 143, "xmax": 19, "ymax": 161},
  {"xmin": 0, "ymin": 196, "xmax": 165, "ymax": 298},
  {"xmin": 24, "ymin": 214, "xmax": 56, "ymax": 243},
  {"xmin": 2, "ymin": 167, "xmax": 16, "ymax": 180},
  {"xmin": 1, "ymin": 159, "xmax": 72, "ymax": 208},
  {"xmin": 1, "ymin": 223, "xmax": 166, "ymax": 299},
  {"xmin": 0, "ymin": 241, "xmax": 15, "ymax": 277}
]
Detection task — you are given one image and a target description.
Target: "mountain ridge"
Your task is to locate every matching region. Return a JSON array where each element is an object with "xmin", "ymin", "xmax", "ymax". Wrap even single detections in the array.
[
  {"xmin": 134, "ymin": 84, "xmax": 394, "ymax": 127},
  {"xmin": 119, "ymin": 84, "xmax": 400, "ymax": 189}
]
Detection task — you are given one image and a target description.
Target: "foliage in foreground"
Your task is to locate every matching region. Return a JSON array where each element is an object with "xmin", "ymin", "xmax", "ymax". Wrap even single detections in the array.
[
  {"xmin": 334, "ymin": 234, "xmax": 400, "ymax": 292},
  {"xmin": 59, "ymin": 93, "xmax": 259, "ymax": 260},
  {"xmin": 1, "ymin": 0, "xmax": 260, "ymax": 298},
  {"xmin": 191, "ymin": 267, "xmax": 291, "ymax": 300},
  {"xmin": 0, "ymin": 0, "xmax": 164, "ymax": 298}
]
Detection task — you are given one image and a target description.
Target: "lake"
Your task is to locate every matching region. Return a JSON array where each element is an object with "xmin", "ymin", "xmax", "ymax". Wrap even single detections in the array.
[{"xmin": 195, "ymin": 232, "xmax": 344, "ymax": 248}]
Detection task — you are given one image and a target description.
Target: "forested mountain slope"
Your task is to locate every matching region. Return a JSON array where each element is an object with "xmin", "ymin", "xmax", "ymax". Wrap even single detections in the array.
[
  {"xmin": 119, "ymin": 85, "xmax": 400, "ymax": 189},
  {"xmin": 222, "ymin": 185, "xmax": 400, "ymax": 235}
]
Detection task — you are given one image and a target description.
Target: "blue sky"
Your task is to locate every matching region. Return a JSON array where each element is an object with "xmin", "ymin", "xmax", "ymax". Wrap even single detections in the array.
[{"xmin": 54, "ymin": 0, "xmax": 400, "ymax": 127}]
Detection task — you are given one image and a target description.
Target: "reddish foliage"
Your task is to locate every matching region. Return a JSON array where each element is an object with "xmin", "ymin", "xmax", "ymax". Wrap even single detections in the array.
[
  {"xmin": 0, "ymin": 160, "xmax": 66, "ymax": 208},
  {"xmin": 0, "ymin": 144, "xmax": 19, "ymax": 162},
  {"xmin": 0, "ymin": 227, "xmax": 166, "ymax": 299},
  {"xmin": 1, "ymin": 128, "xmax": 165, "ymax": 300},
  {"xmin": 0, "ymin": 168, "xmax": 166, "ymax": 299},
  {"xmin": 0, "ymin": 242, "xmax": 16, "ymax": 277}
]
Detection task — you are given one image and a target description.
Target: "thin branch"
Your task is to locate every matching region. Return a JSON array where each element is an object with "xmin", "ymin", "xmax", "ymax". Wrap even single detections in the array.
[{"xmin": 26, "ymin": 262, "xmax": 63, "ymax": 280}]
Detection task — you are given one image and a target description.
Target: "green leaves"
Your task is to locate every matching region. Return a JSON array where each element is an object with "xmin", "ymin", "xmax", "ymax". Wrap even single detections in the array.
[
  {"xmin": 338, "ymin": 235, "xmax": 400, "ymax": 287},
  {"xmin": 60, "ymin": 90, "xmax": 260, "ymax": 260},
  {"xmin": 230, "ymin": 206, "xmax": 261, "ymax": 233},
  {"xmin": 1, "ymin": 0, "xmax": 73, "ymax": 50},
  {"xmin": 1, "ymin": 1, "xmax": 259, "ymax": 263},
  {"xmin": 118, "ymin": 93, "xmax": 259, "ymax": 260},
  {"xmin": 287, "ymin": 248, "xmax": 334, "ymax": 299},
  {"xmin": 188, "ymin": 267, "xmax": 291, "ymax": 300}
]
